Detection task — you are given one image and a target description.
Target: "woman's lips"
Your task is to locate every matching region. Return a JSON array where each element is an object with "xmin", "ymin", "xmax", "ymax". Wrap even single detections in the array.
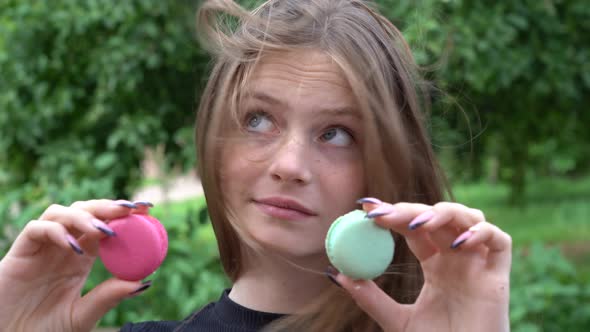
[{"xmin": 254, "ymin": 197, "xmax": 316, "ymax": 221}]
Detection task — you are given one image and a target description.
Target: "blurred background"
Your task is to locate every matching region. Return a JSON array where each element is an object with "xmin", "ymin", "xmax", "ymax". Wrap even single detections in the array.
[{"xmin": 0, "ymin": 0, "xmax": 588, "ymax": 331}]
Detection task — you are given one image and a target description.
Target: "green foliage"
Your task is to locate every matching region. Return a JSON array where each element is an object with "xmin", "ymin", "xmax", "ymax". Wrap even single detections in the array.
[
  {"xmin": 379, "ymin": 0, "xmax": 590, "ymax": 202},
  {"xmin": 511, "ymin": 244, "xmax": 590, "ymax": 331},
  {"xmin": 0, "ymin": 0, "xmax": 206, "ymax": 229}
]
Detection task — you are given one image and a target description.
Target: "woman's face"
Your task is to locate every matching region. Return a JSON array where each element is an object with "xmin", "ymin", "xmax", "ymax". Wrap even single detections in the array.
[{"xmin": 220, "ymin": 50, "xmax": 365, "ymax": 260}]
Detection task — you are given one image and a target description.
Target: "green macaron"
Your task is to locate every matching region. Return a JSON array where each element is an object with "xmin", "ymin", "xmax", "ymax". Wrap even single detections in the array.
[{"xmin": 325, "ymin": 209, "xmax": 395, "ymax": 280}]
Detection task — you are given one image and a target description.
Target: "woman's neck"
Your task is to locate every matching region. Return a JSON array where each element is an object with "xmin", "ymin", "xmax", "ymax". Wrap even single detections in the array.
[{"xmin": 228, "ymin": 249, "xmax": 330, "ymax": 314}]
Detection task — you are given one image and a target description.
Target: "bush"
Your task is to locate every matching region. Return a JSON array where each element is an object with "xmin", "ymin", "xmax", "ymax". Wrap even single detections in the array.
[
  {"xmin": 0, "ymin": 0, "xmax": 207, "ymax": 237},
  {"xmin": 511, "ymin": 243, "xmax": 590, "ymax": 331}
]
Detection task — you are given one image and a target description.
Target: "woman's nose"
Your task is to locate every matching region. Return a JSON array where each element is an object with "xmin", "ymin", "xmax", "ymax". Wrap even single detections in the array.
[{"xmin": 268, "ymin": 136, "xmax": 312, "ymax": 185}]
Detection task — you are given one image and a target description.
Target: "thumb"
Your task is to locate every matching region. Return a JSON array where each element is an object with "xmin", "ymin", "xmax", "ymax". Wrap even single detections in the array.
[
  {"xmin": 336, "ymin": 274, "xmax": 409, "ymax": 332},
  {"xmin": 74, "ymin": 278, "xmax": 151, "ymax": 330}
]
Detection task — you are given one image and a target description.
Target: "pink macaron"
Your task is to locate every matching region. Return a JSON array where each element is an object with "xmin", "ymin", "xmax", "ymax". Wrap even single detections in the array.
[{"xmin": 99, "ymin": 213, "xmax": 168, "ymax": 281}]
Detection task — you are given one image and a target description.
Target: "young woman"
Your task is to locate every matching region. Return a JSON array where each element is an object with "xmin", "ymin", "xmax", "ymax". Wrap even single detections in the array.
[{"xmin": 0, "ymin": 0, "xmax": 511, "ymax": 331}]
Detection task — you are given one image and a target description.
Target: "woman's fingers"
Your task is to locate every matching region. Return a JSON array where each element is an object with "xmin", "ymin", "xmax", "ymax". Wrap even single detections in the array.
[
  {"xmin": 361, "ymin": 201, "xmax": 439, "ymax": 261},
  {"xmin": 70, "ymin": 199, "xmax": 137, "ymax": 221},
  {"xmin": 451, "ymin": 222, "xmax": 512, "ymax": 272},
  {"xmin": 360, "ymin": 199, "xmax": 504, "ymax": 262},
  {"xmin": 359, "ymin": 198, "xmax": 437, "ymax": 261},
  {"xmin": 335, "ymin": 274, "xmax": 409, "ymax": 332},
  {"xmin": 415, "ymin": 203, "xmax": 484, "ymax": 232},
  {"xmin": 37, "ymin": 199, "xmax": 136, "ymax": 245},
  {"xmin": 7, "ymin": 220, "xmax": 81, "ymax": 258},
  {"xmin": 74, "ymin": 278, "xmax": 151, "ymax": 331},
  {"xmin": 7, "ymin": 199, "xmax": 137, "ymax": 259},
  {"xmin": 10, "ymin": 199, "xmax": 144, "ymax": 259},
  {"xmin": 39, "ymin": 204, "xmax": 111, "ymax": 239},
  {"xmin": 413, "ymin": 202, "xmax": 485, "ymax": 253}
]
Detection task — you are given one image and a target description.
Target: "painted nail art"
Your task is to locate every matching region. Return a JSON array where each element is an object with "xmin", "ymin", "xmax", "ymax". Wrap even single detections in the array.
[
  {"xmin": 325, "ymin": 267, "xmax": 342, "ymax": 288},
  {"xmin": 129, "ymin": 280, "xmax": 152, "ymax": 296},
  {"xmin": 134, "ymin": 201, "xmax": 154, "ymax": 207},
  {"xmin": 115, "ymin": 200, "xmax": 138, "ymax": 209},
  {"xmin": 66, "ymin": 234, "xmax": 84, "ymax": 255},
  {"xmin": 451, "ymin": 230, "xmax": 473, "ymax": 249},
  {"xmin": 366, "ymin": 205, "xmax": 395, "ymax": 219},
  {"xmin": 91, "ymin": 218, "xmax": 116, "ymax": 237},
  {"xmin": 356, "ymin": 197, "xmax": 382, "ymax": 205},
  {"xmin": 408, "ymin": 210, "xmax": 435, "ymax": 230}
]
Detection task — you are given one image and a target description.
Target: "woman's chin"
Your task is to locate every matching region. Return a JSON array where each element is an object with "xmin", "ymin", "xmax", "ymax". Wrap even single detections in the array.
[{"xmin": 249, "ymin": 230, "xmax": 326, "ymax": 262}]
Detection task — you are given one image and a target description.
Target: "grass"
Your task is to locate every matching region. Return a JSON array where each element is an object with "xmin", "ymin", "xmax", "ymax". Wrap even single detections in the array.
[{"xmin": 453, "ymin": 176, "xmax": 590, "ymax": 246}]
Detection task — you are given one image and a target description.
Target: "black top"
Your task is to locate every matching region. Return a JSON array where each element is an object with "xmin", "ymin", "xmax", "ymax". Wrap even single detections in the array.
[{"xmin": 120, "ymin": 289, "xmax": 285, "ymax": 332}]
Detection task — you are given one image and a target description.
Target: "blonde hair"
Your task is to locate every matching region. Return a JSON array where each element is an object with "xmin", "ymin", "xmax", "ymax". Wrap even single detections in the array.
[{"xmin": 195, "ymin": 0, "xmax": 449, "ymax": 330}]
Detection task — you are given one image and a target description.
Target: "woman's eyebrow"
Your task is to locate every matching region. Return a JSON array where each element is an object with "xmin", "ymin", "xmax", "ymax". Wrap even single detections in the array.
[{"xmin": 247, "ymin": 91, "xmax": 360, "ymax": 119}]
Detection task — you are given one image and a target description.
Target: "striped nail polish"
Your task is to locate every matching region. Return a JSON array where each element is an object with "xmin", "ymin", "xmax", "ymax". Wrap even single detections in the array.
[
  {"xmin": 66, "ymin": 234, "xmax": 84, "ymax": 255},
  {"xmin": 356, "ymin": 197, "xmax": 382, "ymax": 205},
  {"xmin": 366, "ymin": 205, "xmax": 395, "ymax": 218},
  {"xmin": 451, "ymin": 230, "xmax": 473, "ymax": 249},
  {"xmin": 134, "ymin": 201, "xmax": 154, "ymax": 207},
  {"xmin": 408, "ymin": 210, "xmax": 435, "ymax": 230},
  {"xmin": 325, "ymin": 267, "xmax": 342, "ymax": 288},
  {"xmin": 129, "ymin": 280, "xmax": 152, "ymax": 296},
  {"xmin": 91, "ymin": 218, "xmax": 116, "ymax": 237},
  {"xmin": 115, "ymin": 200, "xmax": 138, "ymax": 209}
]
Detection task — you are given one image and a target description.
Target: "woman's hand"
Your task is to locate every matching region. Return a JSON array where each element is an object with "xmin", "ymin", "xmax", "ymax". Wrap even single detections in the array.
[
  {"xmin": 335, "ymin": 199, "xmax": 511, "ymax": 332},
  {"xmin": 0, "ymin": 199, "xmax": 151, "ymax": 332}
]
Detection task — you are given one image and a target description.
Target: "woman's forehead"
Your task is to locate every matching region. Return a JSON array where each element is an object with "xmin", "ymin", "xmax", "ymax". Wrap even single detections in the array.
[
  {"xmin": 245, "ymin": 50, "xmax": 356, "ymax": 108},
  {"xmin": 250, "ymin": 50, "xmax": 350, "ymax": 89}
]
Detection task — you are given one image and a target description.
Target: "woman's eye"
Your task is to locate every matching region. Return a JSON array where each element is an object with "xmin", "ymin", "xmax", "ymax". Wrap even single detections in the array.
[
  {"xmin": 245, "ymin": 112, "xmax": 274, "ymax": 133},
  {"xmin": 320, "ymin": 127, "xmax": 354, "ymax": 146}
]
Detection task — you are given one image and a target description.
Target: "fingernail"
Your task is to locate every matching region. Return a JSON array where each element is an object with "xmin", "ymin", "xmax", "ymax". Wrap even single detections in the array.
[
  {"xmin": 115, "ymin": 200, "xmax": 138, "ymax": 209},
  {"xmin": 451, "ymin": 230, "xmax": 473, "ymax": 249},
  {"xmin": 408, "ymin": 210, "xmax": 435, "ymax": 230},
  {"xmin": 129, "ymin": 280, "xmax": 152, "ymax": 296},
  {"xmin": 325, "ymin": 267, "xmax": 342, "ymax": 288},
  {"xmin": 366, "ymin": 205, "xmax": 395, "ymax": 219},
  {"xmin": 133, "ymin": 201, "xmax": 152, "ymax": 215},
  {"xmin": 134, "ymin": 201, "xmax": 154, "ymax": 207},
  {"xmin": 66, "ymin": 234, "xmax": 84, "ymax": 255},
  {"xmin": 91, "ymin": 218, "xmax": 116, "ymax": 237},
  {"xmin": 356, "ymin": 197, "xmax": 382, "ymax": 205}
]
